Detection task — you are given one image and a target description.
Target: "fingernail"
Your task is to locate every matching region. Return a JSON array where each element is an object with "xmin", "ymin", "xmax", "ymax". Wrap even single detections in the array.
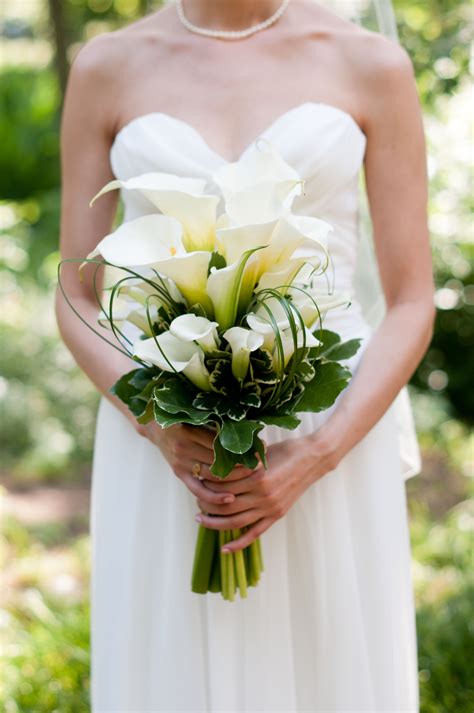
[
  {"xmin": 195, "ymin": 514, "xmax": 203, "ymax": 522},
  {"xmin": 223, "ymin": 495, "xmax": 234, "ymax": 503},
  {"xmin": 221, "ymin": 547, "xmax": 231, "ymax": 553}
]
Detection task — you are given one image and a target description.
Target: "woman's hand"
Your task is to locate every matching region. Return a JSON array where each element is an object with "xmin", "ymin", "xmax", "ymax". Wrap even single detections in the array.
[
  {"xmin": 194, "ymin": 433, "xmax": 340, "ymax": 553},
  {"xmin": 137, "ymin": 421, "xmax": 255, "ymax": 510}
]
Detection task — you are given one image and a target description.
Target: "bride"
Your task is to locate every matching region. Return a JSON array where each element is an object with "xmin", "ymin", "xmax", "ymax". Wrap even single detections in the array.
[{"xmin": 55, "ymin": 0, "xmax": 435, "ymax": 710}]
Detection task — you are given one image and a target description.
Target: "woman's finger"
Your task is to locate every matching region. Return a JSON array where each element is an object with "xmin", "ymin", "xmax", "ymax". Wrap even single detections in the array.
[
  {"xmin": 184, "ymin": 425, "xmax": 216, "ymax": 450},
  {"xmin": 202, "ymin": 461, "xmax": 263, "ymax": 484},
  {"xmin": 174, "ymin": 442, "xmax": 216, "ymax": 467},
  {"xmin": 181, "ymin": 472, "xmax": 237, "ymax": 506},
  {"xmin": 196, "ymin": 492, "xmax": 256, "ymax": 516},
  {"xmin": 221, "ymin": 518, "xmax": 272, "ymax": 554},
  {"xmin": 195, "ymin": 508, "xmax": 260, "ymax": 531}
]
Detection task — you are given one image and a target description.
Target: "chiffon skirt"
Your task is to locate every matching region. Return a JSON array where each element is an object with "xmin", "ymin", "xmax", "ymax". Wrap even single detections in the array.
[{"xmin": 89, "ymin": 390, "xmax": 419, "ymax": 712}]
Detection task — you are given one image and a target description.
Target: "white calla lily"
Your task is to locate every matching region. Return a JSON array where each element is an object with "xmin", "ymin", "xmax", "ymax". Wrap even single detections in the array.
[
  {"xmin": 89, "ymin": 172, "xmax": 218, "ymax": 253},
  {"xmin": 224, "ymin": 180, "xmax": 302, "ymax": 226},
  {"xmin": 149, "ymin": 192, "xmax": 220, "ymax": 253},
  {"xmin": 212, "ymin": 138, "xmax": 301, "ymax": 198},
  {"xmin": 81, "ymin": 214, "xmax": 184, "ymax": 273},
  {"xmin": 206, "ymin": 247, "xmax": 264, "ymax": 330},
  {"xmin": 133, "ymin": 332, "xmax": 211, "ymax": 391},
  {"xmin": 290, "ymin": 289, "xmax": 351, "ymax": 329},
  {"xmin": 286, "ymin": 214, "xmax": 333, "ymax": 271},
  {"xmin": 98, "ymin": 296, "xmax": 157, "ymax": 337},
  {"xmin": 273, "ymin": 325, "xmax": 321, "ymax": 372},
  {"xmin": 170, "ymin": 314, "xmax": 219, "ymax": 352},
  {"xmin": 151, "ymin": 251, "xmax": 213, "ymax": 316},
  {"xmin": 89, "ymin": 172, "xmax": 206, "ymax": 207},
  {"xmin": 223, "ymin": 326, "xmax": 264, "ymax": 381},
  {"xmin": 118, "ymin": 277, "xmax": 185, "ymax": 307},
  {"xmin": 257, "ymin": 259, "xmax": 310, "ymax": 294}
]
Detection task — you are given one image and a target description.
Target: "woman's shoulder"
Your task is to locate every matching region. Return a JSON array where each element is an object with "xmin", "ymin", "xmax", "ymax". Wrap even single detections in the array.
[
  {"xmin": 297, "ymin": 0, "xmax": 413, "ymax": 77},
  {"xmin": 68, "ymin": 4, "xmax": 179, "ymax": 83}
]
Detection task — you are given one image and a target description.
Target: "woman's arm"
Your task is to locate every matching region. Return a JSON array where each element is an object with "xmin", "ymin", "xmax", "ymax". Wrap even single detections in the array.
[
  {"xmin": 306, "ymin": 40, "xmax": 435, "ymax": 464},
  {"xmin": 55, "ymin": 36, "xmax": 135, "ymax": 422},
  {"xmin": 55, "ymin": 36, "xmax": 248, "ymax": 503},
  {"xmin": 195, "ymin": 39, "xmax": 436, "ymax": 552}
]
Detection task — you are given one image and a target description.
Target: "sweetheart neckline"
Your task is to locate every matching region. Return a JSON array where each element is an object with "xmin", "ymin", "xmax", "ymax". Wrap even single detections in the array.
[{"xmin": 109, "ymin": 100, "xmax": 367, "ymax": 166}]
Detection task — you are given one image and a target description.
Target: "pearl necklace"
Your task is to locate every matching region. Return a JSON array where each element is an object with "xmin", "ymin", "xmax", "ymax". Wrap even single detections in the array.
[{"xmin": 175, "ymin": 0, "xmax": 291, "ymax": 40}]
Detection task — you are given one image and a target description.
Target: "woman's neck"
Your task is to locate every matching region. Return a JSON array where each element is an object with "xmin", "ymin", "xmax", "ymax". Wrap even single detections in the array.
[{"xmin": 180, "ymin": 0, "xmax": 285, "ymax": 31}]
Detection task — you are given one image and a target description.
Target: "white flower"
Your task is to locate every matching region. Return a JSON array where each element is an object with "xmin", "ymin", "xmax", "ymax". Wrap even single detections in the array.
[
  {"xmin": 133, "ymin": 332, "xmax": 211, "ymax": 391},
  {"xmin": 273, "ymin": 326, "xmax": 321, "ymax": 372},
  {"xmin": 223, "ymin": 326, "xmax": 264, "ymax": 381},
  {"xmin": 169, "ymin": 314, "xmax": 219, "ymax": 352},
  {"xmin": 89, "ymin": 172, "xmax": 218, "ymax": 253},
  {"xmin": 97, "ymin": 296, "xmax": 156, "ymax": 337},
  {"xmin": 81, "ymin": 214, "xmax": 184, "ymax": 271}
]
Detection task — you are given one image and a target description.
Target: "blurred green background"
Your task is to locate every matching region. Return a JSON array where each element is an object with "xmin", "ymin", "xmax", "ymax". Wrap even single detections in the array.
[{"xmin": 0, "ymin": 1, "xmax": 472, "ymax": 711}]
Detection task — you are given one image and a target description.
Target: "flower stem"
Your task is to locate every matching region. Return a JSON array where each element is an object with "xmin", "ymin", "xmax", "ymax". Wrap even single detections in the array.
[{"xmin": 232, "ymin": 528, "xmax": 248, "ymax": 598}]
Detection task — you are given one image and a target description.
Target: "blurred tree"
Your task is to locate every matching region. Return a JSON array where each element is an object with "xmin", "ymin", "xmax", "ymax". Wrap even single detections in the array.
[{"xmin": 48, "ymin": 0, "xmax": 69, "ymax": 98}]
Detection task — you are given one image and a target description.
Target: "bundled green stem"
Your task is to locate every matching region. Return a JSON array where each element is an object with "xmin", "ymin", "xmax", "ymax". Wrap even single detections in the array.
[{"xmin": 191, "ymin": 525, "xmax": 264, "ymax": 600}]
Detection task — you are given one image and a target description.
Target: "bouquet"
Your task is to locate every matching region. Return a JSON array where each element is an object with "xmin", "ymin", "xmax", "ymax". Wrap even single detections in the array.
[{"xmin": 58, "ymin": 138, "xmax": 360, "ymax": 601}]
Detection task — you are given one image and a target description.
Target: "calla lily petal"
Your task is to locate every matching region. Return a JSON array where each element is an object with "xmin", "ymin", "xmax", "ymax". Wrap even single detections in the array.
[
  {"xmin": 224, "ymin": 180, "xmax": 302, "ymax": 226},
  {"xmin": 133, "ymin": 332, "xmax": 211, "ymax": 390},
  {"xmin": 152, "ymin": 251, "xmax": 213, "ymax": 316},
  {"xmin": 170, "ymin": 314, "xmax": 219, "ymax": 352},
  {"xmin": 273, "ymin": 325, "xmax": 321, "ymax": 371},
  {"xmin": 83, "ymin": 214, "xmax": 184, "ymax": 269},
  {"xmin": 89, "ymin": 172, "xmax": 207, "ymax": 207},
  {"xmin": 223, "ymin": 326, "xmax": 264, "ymax": 381},
  {"xmin": 207, "ymin": 247, "xmax": 264, "ymax": 330},
  {"xmin": 212, "ymin": 138, "xmax": 301, "ymax": 198},
  {"xmin": 257, "ymin": 259, "xmax": 309, "ymax": 294},
  {"xmin": 148, "ymin": 192, "xmax": 220, "ymax": 253}
]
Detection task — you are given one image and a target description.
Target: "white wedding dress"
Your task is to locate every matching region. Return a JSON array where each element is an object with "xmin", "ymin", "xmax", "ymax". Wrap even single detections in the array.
[{"xmin": 90, "ymin": 102, "xmax": 420, "ymax": 712}]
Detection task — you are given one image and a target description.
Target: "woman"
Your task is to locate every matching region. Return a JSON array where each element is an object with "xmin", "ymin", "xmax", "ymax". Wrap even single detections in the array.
[{"xmin": 55, "ymin": 0, "xmax": 435, "ymax": 710}]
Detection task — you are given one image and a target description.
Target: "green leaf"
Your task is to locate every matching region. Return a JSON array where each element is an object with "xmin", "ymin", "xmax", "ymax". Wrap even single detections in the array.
[
  {"xmin": 128, "ymin": 367, "xmax": 160, "ymax": 391},
  {"xmin": 208, "ymin": 250, "xmax": 227, "ymax": 273},
  {"xmin": 258, "ymin": 413, "xmax": 301, "ymax": 429},
  {"xmin": 314, "ymin": 330, "xmax": 362, "ymax": 361},
  {"xmin": 209, "ymin": 359, "xmax": 233, "ymax": 395},
  {"xmin": 219, "ymin": 420, "xmax": 261, "ymax": 454},
  {"xmin": 210, "ymin": 436, "xmax": 241, "ymax": 478},
  {"xmin": 153, "ymin": 379, "xmax": 199, "ymax": 416},
  {"xmin": 323, "ymin": 338, "xmax": 362, "ymax": 361},
  {"xmin": 136, "ymin": 400, "xmax": 155, "ymax": 424},
  {"xmin": 193, "ymin": 392, "xmax": 247, "ymax": 421},
  {"xmin": 153, "ymin": 401, "xmax": 212, "ymax": 428},
  {"xmin": 109, "ymin": 369, "xmax": 141, "ymax": 404},
  {"xmin": 296, "ymin": 361, "xmax": 351, "ymax": 412}
]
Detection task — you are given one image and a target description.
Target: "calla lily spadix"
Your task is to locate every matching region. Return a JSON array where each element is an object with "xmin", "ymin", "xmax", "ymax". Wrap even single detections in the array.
[
  {"xmin": 80, "ymin": 214, "xmax": 184, "ymax": 276},
  {"xmin": 223, "ymin": 327, "xmax": 264, "ymax": 381},
  {"xmin": 170, "ymin": 314, "xmax": 219, "ymax": 352},
  {"xmin": 89, "ymin": 172, "xmax": 218, "ymax": 253},
  {"xmin": 133, "ymin": 332, "xmax": 211, "ymax": 391}
]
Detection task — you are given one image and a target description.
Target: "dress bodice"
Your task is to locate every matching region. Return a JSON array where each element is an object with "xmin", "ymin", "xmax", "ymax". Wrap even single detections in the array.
[
  {"xmin": 109, "ymin": 101, "xmax": 369, "ymax": 340},
  {"xmin": 107, "ymin": 100, "xmax": 421, "ymax": 481}
]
